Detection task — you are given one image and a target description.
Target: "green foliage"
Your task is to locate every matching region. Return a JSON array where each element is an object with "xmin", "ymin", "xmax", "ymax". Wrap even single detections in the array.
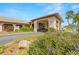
[
  {"xmin": 64, "ymin": 24, "xmax": 75, "ymax": 32},
  {"xmin": 28, "ymin": 31, "xmax": 79, "ymax": 55},
  {"xmin": 65, "ymin": 10, "xmax": 74, "ymax": 25},
  {"xmin": 73, "ymin": 12, "xmax": 79, "ymax": 23},
  {"xmin": 19, "ymin": 27, "xmax": 33, "ymax": 32},
  {"xmin": 15, "ymin": 29, "xmax": 19, "ymax": 32},
  {"xmin": 0, "ymin": 45, "xmax": 4, "ymax": 54},
  {"xmin": 6, "ymin": 29, "xmax": 14, "ymax": 32},
  {"xmin": 48, "ymin": 27, "xmax": 56, "ymax": 32}
]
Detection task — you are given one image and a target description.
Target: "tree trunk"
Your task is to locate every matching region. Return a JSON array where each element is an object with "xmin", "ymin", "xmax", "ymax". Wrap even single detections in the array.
[
  {"xmin": 76, "ymin": 21, "xmax": 79, "ymax": 34},
  {"xmin": 67, "ymin": 19, "xmax": 69, "ymax": 25},
  {"xmin": 78, "ymin": 21, "xmax": 79, "ymax": 34}
]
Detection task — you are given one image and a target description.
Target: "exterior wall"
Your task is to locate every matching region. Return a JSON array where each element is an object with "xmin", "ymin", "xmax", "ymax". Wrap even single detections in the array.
[
  {"xmin": 48, "ymin": 17, "xmax": 56, "ymax": 28},
  {"xmin": 0, "ymin": 23, "xmax": 3, "ymax": 32},
  {"xmin": 48, "ymin": 17, "xmax": 61, "ymax": 30}
]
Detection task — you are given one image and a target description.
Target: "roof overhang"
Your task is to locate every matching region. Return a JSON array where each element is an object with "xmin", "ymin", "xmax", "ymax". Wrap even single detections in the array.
[
  {"xmin": 31, "ymin": 13, "xmax": 63, "ymax": 22},
  {"xmin": 0, "ymin": 16, "xmax": 29, "ymax": 25}
]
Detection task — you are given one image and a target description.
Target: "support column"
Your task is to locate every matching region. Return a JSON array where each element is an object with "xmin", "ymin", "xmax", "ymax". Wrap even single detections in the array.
[
  {"xmin": 13, "ymin": 24, "xmax": 16, "ymax": 31},
  {"xmin": 34, "ymin": 21, "xmax": 38, "ymax": 32},
  {"xmin": 13, "ymin": 24, "xmax": 19, "ymax": 31},
  {"xmin": 0, "ymin": 23, "xmax": 3, "ymax": 32}
]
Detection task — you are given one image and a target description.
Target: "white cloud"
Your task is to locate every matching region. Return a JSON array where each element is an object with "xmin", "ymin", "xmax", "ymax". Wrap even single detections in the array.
[
  {"xmin": 54, "ymin": 5, "xmax": 62, "ymax": 11},
  {"xmin": 44, "ymin": 3, "xmax": 63, "ymax": 14},
  {"xmin": 72, "ymin": 5, "xmax": 79, "ymax": 9}
]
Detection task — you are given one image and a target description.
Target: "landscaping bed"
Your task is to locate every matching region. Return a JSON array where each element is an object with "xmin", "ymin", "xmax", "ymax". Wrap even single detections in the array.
[
  {"xmin": 1, "ymin": 34, "xmax": 43, "ymax": 55},
  {"xmin": 28, "ymin": 31, "xmax": 79, "ymax": 55},
  {"xmin": 1, "ymin": 30, "xmax": 79, "ymax": 55}
]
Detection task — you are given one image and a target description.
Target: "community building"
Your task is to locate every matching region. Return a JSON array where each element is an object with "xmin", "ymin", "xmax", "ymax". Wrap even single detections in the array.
[
  {"xmin": 0, "ymin": 13, "xmax": 62, "ymax": 32},
  {"xmin": 30, "ymin": 13, "xmax": 62, "ymax": 32},
  {"xmin": 0, "ymin": 17, "xmax": 29, "ymax": 32}
]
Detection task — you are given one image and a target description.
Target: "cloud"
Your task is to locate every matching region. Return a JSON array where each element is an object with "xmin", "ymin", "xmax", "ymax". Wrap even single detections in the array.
[
  {"xmin": 72, "ymin": 5, "xmax": 79, "ymax": 9},
  {"xmin": 54, "ymin": 5, "xmax": 62, "ymax": 11},
  {"xmin": 44, "ymin": 3, "xmax": 63, "ymax": 14}
]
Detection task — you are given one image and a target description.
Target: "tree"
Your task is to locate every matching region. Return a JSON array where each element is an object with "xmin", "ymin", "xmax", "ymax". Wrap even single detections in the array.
[
  {"xmin": 73, "ymin": 12, "xmax": 79, "ymax": 33},
  {"xmin": 65, "ymin": 10, "xmax": 74, "ymax": 25},
  {"xmin": 64, "ymin": 24, "xmax": 75, "ymax": 32}
]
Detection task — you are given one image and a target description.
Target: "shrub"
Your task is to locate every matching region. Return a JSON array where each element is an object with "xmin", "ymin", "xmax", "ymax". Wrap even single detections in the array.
[
  {"xmin": 19, "ymin": 27, "xmax": 33, "ymax": 32},
  {"xmin": 0, "ymin": 45, "xmax": 4, "ymax": 54},
  {"xmin": 15, "ymin": 29, "xmax": 19, "ymax": 32},
  {"xmin": 28, "ymin": 31, "xmax": 79, "ymax": 55},
  {"xmin": 48, "ymin": 27, "xmax": 56, "ymax": 32}
]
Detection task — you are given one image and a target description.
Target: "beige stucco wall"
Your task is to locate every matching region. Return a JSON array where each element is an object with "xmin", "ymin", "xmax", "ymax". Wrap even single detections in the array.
[
  {"xmin": 0, "ymin": 23, "xmax": 3, "ymax": 32},
  {"xmin": 48, "ymin": 17, "xmax": 61, "ymax": 30},
  {"xmin": 48, "ymin": 17, "xmax": 56, "ymax": 28}
]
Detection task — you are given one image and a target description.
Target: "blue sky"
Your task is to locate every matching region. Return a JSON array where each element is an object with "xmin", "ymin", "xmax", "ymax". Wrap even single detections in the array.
[{"xmin": 0, "ymin": 3, "xmax": 79, "ymax": 26}]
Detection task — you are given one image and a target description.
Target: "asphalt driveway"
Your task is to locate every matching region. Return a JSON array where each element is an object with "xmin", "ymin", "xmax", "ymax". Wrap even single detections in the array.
[{"xmin": 0, "ymin": 32, "xmax": 42, "ymax": 45}]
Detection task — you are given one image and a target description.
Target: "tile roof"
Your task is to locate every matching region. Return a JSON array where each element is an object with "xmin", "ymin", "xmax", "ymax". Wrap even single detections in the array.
[{"xmin": 0, "ymin": 16, "xmax": 28, "ymax": 24}]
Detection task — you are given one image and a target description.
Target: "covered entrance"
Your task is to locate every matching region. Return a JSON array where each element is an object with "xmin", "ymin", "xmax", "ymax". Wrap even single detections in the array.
[
  {"xmin": 37, "ymin": 20, "xmax": 48, "ymax": 32},
  {"xmin": 31, "ymin": 13, "xmax": 62, "ymax": 32},
  {"xmin": 2, "ymin": 24, "xmax": 14, "ymax": 32},
  {"xmin": 31, "ymin": 19, "xmax": 48, "ymax": 32}
]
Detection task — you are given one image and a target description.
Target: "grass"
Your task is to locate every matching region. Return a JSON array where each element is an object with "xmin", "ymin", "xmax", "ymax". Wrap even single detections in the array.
[
  {"xmin": 16, "ymin": 49, "xmax": 28, "ymax": 55},
  {"xmin": 16, "ymin": 34, "xmax": 44, "ymax": 42}
]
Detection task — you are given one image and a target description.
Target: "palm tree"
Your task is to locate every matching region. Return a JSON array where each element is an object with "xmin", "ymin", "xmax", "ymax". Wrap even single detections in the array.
[
  {"xmin": 73, "ymin": 12, "xmax": 79, "ymax": 33},
  {"xmin": 65, "ymin": 10, "xmax": 74, "ymax": 25}
]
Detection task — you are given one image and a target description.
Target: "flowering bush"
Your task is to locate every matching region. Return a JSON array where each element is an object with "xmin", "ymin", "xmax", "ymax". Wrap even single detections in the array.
[{"xmin": 28, "ymin": 31, "xmax": 79, "ymax": 55}]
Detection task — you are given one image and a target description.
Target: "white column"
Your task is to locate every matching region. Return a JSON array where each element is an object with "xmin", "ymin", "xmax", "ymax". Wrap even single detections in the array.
[
  {"xmin": 0, "ymin": 23, "xmax": 3, "ymax": 32},
  {"xmin": 34, "ymin": 21, "xmax": 38, "ymax": 32},
  {"xmin": 13, "ymin": 24, "xmax": 16, "ymax": 31},
  {"xmin": 13, "ymin": 24, "xmax": 20, "ymax": 31}
]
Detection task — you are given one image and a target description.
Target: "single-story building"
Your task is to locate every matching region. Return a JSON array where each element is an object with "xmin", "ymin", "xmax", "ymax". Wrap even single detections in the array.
[
  {"xmin": 30, "ymin": 13, "xmax": 62, "ymax": 32},
  {"xmin": 0, "ymin": 16, "xmax": 29, "ymax": 32}
]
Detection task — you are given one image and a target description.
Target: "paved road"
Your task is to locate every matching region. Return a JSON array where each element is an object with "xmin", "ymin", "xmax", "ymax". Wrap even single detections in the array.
[{"xmin": 0, "ymin": 32, "xmax": 42, "ymax": 45}]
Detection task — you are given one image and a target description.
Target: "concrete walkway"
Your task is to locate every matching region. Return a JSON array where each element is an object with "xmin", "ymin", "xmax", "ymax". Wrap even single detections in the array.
[{"xmin": 0, "ymin": 32, "xmax": 42, "ymax": 45}]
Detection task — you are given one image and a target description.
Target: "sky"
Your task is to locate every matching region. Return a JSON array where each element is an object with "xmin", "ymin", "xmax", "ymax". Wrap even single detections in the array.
[{"xmin": 0, "ymin": 3, "xmax": 79, "ymax": 26}]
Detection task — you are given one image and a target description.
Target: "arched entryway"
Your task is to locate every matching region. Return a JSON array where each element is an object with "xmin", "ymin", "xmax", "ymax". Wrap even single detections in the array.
[{"xmin": 2, "ymin": 24, "xmax": 14, "ymax": 32}]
